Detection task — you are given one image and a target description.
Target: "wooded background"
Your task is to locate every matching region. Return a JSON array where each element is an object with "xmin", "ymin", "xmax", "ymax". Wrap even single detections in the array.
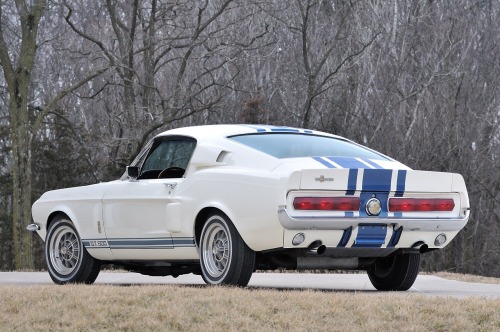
[{"xmin": 0, "ymin": 0, "xmax": 498, "ymax": 277}]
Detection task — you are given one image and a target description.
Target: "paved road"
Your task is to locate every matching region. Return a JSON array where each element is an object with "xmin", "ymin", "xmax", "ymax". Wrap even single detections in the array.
[{"xmin": 0, "ymin": 272, "xmax": 499, "ymax": 298}]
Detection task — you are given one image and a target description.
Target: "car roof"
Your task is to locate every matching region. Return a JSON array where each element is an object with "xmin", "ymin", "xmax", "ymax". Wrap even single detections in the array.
[{"xmin": 156, "ymin": 124, "xmax": 342, "ymax": 141}]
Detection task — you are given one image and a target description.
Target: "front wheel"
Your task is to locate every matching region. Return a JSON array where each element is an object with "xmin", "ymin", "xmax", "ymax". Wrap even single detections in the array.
[
  {"xmin": 367, "ymin": 253, "xmax": 420, "ymax": 291},
  {"xmin": 199, "ymin": 213, "xmax": 255, "ymax": 286},
  {"xmin": 45, "ymin": 218, "xmax": 101, "ymax": 284}
]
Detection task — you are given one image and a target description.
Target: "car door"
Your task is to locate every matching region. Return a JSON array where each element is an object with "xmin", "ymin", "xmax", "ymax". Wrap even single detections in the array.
[{"xmin": 102, "ymin": 136, "xmax": 196, "ymax": 260}]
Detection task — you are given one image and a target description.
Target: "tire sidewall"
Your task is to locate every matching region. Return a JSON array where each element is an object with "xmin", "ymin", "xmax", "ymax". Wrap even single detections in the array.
[
  {"xmin": 45, "ymin": 219, "xmax": 85, "ymax": 284},
  {"xmin": 199, "ymin": 214, "xmax": 236, "ymax": 285},
  {"xmin": 368, "ymin": 253, "xmax": 420, "ymax": 291}
]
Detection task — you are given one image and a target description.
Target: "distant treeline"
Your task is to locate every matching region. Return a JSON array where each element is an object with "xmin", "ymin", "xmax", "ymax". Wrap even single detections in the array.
[{"xmin": 0, "ymin": 0, "xmax": 498, "ymax": 276}]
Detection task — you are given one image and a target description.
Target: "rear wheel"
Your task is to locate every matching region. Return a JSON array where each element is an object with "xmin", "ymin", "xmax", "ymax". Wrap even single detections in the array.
[
  {"xmin": 199, "ymin": 213, "xmax": 255, "ymax": 286},
  {"xmin": 45, "ymin": 218, "xmax": 101, "ymax": 284},
  {"xmin": 367, "ymin": 253, "xmax": 420, "ymax": 291}
]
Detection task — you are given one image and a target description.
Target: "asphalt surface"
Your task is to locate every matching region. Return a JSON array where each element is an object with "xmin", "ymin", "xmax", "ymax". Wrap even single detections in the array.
[{"xmin": 0, "ymin": 272, "xmax": 499, "ymax": 298}]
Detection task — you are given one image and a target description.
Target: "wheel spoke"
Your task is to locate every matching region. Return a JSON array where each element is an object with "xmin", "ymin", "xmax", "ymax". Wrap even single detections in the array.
[
  {"xmin": 48, "ymin": 224, "xmax": 81, "ymax": 275},
  {"xmin": 200, "ymin": 215, "xmax": 255, "ymax": 286},
  {"xmin": 202, "ymin": 221, "xmax": 233, "ymax": 279},
  {"xmin": 46, "ymin": 220, "xmax": 101, "ymax": 284}
]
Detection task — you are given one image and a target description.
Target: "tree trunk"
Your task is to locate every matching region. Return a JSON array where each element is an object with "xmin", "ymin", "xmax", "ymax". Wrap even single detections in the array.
[
  {"xmin": 9, "ymin": 90, "xmax": 34, "ymax": 269},
  {"xmin": 0, "ymin": 0, "xmax": 47, "ymax": 269}
]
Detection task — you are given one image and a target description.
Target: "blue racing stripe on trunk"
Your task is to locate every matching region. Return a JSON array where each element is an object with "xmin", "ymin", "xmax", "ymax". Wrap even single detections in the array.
[
  {"xmin": 395, "ymin": 170, "xmax": 407, "ymax": 197},
  {"xmin": 362, "ymin": 169, "xmax": 392, "ymax": 192},
  {"xmin": 346, "ymin": 169, "xmax": 358, "ymax": 195}
]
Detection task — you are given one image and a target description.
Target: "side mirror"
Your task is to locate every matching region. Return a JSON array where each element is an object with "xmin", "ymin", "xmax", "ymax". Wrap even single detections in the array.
[{"xmin": 126, "ymin": 166, "xmax": 139, "ymax": 179}]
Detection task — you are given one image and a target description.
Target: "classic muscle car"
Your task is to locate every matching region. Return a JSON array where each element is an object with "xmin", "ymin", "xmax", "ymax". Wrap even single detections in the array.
[{"xmin": 29, "ymin": 124, "xmax": 470, "ymax": 290}]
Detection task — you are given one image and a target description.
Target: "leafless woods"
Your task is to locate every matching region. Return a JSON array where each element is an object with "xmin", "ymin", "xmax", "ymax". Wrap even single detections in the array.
[{"xmin": 0, "ymin": 0, "xmax": 498, "ymax": 276}]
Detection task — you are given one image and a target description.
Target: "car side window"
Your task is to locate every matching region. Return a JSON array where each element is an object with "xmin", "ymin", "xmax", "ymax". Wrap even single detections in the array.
[{"xmin": 140, "ymin": 137, "xmax": 196, "ymax": 178}]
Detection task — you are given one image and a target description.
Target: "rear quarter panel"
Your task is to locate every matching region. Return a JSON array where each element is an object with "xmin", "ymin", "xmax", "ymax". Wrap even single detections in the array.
[{"xmin": 176, "ymin": 168, "xmax": 287, "ymax": 251}]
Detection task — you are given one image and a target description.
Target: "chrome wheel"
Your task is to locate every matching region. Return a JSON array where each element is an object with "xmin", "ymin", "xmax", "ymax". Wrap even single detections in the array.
[
  {"xmin": 201, "ymin": 220, "xmax": 232, "ymax": 279},
  {"xmin": 45, "ymin": 218, "xmax": 101, "ymax": 284},
  {"xmin": 48, "ymin": 225, "xmax": 81, "ymax": 276},
  {"xmin": 199, "ymin": 213, "xmax": 255, "ymax": 286}
]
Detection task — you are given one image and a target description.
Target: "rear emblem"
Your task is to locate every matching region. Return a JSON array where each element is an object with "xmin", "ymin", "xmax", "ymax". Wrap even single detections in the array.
[
  {"xmin": 366, "ymin": 198, "xmax": 382, "ymax": 216},
  {"xmin": 315, "ymin": 175, "xmax": 334, "ymax": 183}
]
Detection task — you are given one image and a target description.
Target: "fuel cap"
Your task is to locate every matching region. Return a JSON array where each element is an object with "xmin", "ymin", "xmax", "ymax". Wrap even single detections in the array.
[{"xmin": 366, "ymin": 198, "xmax": 382, "ymax": 216}]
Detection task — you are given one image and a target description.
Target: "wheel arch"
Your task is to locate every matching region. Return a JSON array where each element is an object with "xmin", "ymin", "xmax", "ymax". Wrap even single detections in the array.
[
  {"xmin": 47, "ymin": 211, "xmax": 71, "ymax": 229},
  {"xmin": 194, "ymin": 207, "xmax": 229, "ymax": 247},
  {"xmin": 192, "ymin": 201, "xmax": 283, "ymax": 252},
  {"xmin": 44, "ymin": 209, "xmax": 82, "ymax": 240},
  {"xmin": 44, "ymin": 214, "xmax": 102, "ymax": 284}
]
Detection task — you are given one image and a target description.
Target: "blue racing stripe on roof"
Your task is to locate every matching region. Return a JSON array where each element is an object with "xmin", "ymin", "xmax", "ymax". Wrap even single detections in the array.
[
  {"xmin": 269, "ymin": 126, "xmax": 301, "ymax": 132},
  {"xmin": 326, "ymin": 157, "xmax": 383, "ymax": 169},
  {"xmin": 360, "ymin": 158, "xmax": 384, "ymax": 169},
  {"xmin": 242, "ymin": 124, "xmax": 267, "ymax": 132},
  {"xmin": 312, "ymin": 156, "xmax": 336, "ymax": 168},
  {"xmin": 242, "ymin": 125, "xmax": 316, "ymax": 134},
  {"xmin": 327, "ymin": 157, "xmax": 368, "ymax": 169},
  {"xmin": 362, "ymin": 169, "xmax": 392, "ymax": 192}
]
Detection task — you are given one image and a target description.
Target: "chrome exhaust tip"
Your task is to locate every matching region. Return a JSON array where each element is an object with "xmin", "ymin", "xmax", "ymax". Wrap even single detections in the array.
[{"xmin": 307, "ymin": 241, "xmax": 326, "ymax": 255}]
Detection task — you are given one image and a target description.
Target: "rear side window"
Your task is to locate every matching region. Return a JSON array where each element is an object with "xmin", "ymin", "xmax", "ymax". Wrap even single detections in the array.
[{"xmin": 230, "ymin": 133, "xmax": 389, "ymax": 160}]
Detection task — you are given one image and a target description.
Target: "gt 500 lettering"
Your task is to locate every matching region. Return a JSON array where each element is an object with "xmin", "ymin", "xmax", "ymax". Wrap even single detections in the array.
[{"xmin": 88, "ymin": 240, "xmax": 108, "ymax": 247}]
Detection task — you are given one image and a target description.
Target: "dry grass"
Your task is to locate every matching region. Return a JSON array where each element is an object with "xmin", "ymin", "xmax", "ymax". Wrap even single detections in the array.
[
  {"xmin": 435, "ymin": 272, "xmax": 500, "ymax": 285},
  {"xmin": 0, "ymin": 284, "xmax": 498, "ymax": 332}
]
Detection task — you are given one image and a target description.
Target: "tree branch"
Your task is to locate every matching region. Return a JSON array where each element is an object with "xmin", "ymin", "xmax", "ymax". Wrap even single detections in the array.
[{"xmin": 32, "ymin": 67, "xmax": 109, "ymax": 133}]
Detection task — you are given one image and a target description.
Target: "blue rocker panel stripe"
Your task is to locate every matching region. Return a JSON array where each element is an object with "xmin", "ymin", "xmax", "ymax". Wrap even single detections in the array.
[{"xmin": 83, "ymin": 237, "xmax": 196, "ymax": 249}]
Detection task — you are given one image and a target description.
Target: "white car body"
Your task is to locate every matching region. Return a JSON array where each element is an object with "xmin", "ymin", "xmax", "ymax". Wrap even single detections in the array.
[{"xmin": 30, "ymin": 124, "xmax": 470, "ymax": 289}]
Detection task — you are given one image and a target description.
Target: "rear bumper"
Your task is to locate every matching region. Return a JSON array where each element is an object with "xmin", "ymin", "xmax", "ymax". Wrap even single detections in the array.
[
  {"xmin": 278, "ymin": 208, "xmax": 468, "ymax": 251},
  {"xmin": 278, "ymin": 208, "xmax": 469, "ymax": 232}
]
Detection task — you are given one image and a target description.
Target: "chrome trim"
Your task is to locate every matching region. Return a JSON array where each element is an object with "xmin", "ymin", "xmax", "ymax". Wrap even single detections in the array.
[
  {"xmin": 278, "ymin": 208, "xmax": 469, "ymax": 232},
  {"xmin": 26, "ymin": 223, "xmax": 40, "ymax": 232}
]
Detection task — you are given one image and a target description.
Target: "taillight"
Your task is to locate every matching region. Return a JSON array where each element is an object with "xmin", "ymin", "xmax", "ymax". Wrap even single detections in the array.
[
  {"xmin": 388, "ymin": 198, "xmax": 455, "ymax": 212},
  {"xmin": 293, "ymin": 197, "xmax": 361, "ymax": 211}
]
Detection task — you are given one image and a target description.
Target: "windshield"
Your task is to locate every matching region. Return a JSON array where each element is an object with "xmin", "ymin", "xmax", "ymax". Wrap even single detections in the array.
[{"xmin": 229, "ymin": 133, "xmax": 389, "ymax": 160}]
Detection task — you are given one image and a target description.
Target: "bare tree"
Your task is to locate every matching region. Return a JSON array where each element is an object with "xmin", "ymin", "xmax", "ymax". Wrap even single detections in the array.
[
  {"xmin": 0, "ymin": 0, "xmax": 498, "ymax": 275},
  {"xmin": 61, "ymin": 0, "xmax": 270, "ymax": 177},
  {"xmin": 0, "ymin": 0, "xmax": 107, "ymax": 269}
]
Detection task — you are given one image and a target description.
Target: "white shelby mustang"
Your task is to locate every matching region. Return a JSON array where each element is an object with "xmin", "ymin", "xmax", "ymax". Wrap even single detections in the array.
[{"xmin": 29, "ymin": 124, "xmax": 470, "ymax": 290}]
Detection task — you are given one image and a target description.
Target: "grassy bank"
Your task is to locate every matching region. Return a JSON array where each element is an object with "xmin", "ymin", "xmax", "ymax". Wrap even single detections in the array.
[{"xmin": 0, "ymin": 284, "xmax": 498, "ymax": 331}]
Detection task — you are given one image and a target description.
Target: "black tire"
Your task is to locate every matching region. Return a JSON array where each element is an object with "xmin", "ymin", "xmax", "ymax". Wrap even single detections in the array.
[
  {"xmin": 45, "ymin": 218, "xmax": 101, "ymax": 284},
  {"xmin": 199, "ymin": 213, "xmax": 255, "ymax": 286},
  {"xmin": 367, "ymin": 253, "xmax": 420, "ymax": 291}
]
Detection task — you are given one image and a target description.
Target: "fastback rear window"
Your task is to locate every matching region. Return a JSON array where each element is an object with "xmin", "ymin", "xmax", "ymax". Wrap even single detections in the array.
[{"xmin": 229, "ymin": 133, "xmax": 389, "ymax": 160}]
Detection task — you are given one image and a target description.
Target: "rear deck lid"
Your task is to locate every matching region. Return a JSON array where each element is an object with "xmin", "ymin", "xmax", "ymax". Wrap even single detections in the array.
[{"xmin": 300, "ymin": 167, "xmax": 454, "ymax": 193}]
